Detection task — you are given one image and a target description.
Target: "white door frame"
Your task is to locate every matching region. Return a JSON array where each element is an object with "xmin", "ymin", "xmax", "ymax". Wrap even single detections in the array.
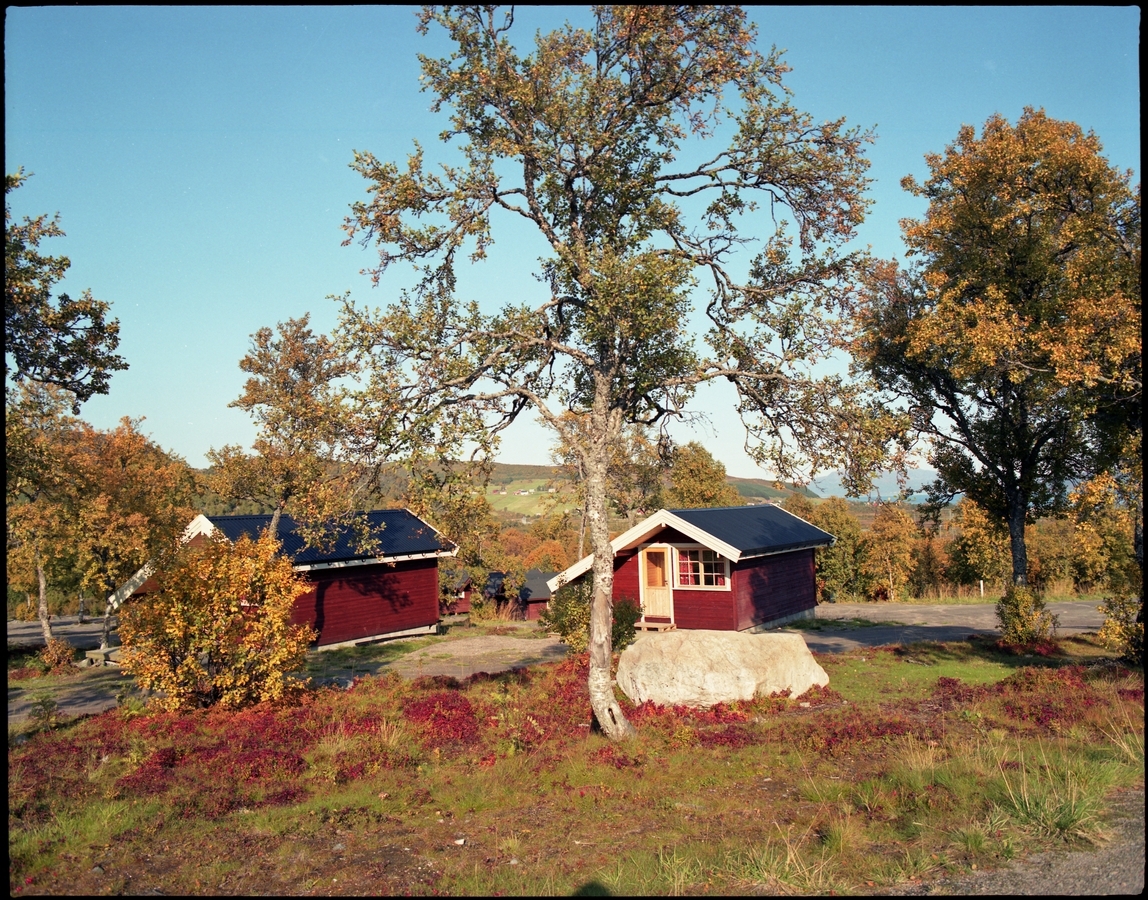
[{"xmin": 638, "ymin": 543, "xmax": 674, "ymax": 622}]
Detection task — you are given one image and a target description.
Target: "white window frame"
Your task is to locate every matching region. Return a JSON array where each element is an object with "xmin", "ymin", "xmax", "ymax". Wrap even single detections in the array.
[{"xmin": 671, "ymin": 544, "xmax": 732, "ymax": 591}]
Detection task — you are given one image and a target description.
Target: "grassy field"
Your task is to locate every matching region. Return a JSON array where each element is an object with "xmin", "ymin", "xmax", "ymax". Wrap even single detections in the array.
[{"xmin": 8, "ymin": 628, "xmax": 1143, "ymax": 896}]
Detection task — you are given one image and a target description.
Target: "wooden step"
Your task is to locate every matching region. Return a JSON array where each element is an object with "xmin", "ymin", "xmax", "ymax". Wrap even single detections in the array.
[{"xmin": 634, "ymin": 621, "xmax": 676, "ymax": 632}]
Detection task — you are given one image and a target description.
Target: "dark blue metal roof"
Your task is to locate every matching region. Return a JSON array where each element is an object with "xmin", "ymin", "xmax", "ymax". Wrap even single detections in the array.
[
  {"xmin": 484, "ymin": 568, "xmax": 558, "ymax": 601},
  {"xmin": 206, "ymin": 509, "xmax": 454, "ymax": 566},
  {"xmin": 669, "ymin": 505, "xmax": 833, "ymax": 558}
]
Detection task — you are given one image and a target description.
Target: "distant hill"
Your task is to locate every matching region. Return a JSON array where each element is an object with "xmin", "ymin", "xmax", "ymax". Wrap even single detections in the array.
[{"xmin": 725, "ymin": 476, "xmax": 820, "ymax": 501}]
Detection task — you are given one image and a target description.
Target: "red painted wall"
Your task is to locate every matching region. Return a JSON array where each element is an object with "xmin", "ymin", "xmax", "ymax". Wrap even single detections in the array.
[
  {"xmin": 672, "ymin": 587, "xmax": 738, "ymax": 630},
  {"xmin": 613, "ymin": 551, "xmax": 641, "ymax": 602},
  {"xmin": 605, "ymin": 543, "xmax": 816, "ymax": 631},
  {"xmin": 732, "ymin": 550, "xmax": 817, "ymax": 630},
  {"xmin": 292, "ymin": 558, "xmax": 440, "ymax": 646}
]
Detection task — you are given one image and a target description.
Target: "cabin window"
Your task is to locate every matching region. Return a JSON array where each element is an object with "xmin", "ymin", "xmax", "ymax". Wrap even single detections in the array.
[{"xmin": 677, "ymin": 548, "xmax": 727, "ymax": 587}]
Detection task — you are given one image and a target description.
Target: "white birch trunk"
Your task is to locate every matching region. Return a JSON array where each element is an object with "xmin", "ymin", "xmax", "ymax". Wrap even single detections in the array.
[{"xmin": 583, "ymin": 383, "xmax": 635, "ymax": 739}]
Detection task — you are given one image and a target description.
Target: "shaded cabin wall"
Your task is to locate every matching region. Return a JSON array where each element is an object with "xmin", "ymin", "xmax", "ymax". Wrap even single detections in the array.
[
  {"xmin": 732, "ymin": 549, "xmax": 817, "ymax": 631},
  {"xmin": 522, "ymin": 598, "xmax": 549, "ymax": 621},
  {"xmin": 613, "ymin": 551, "xmax": 641, "ymax": 602},
  {"xmin": 292, "ymin": 558, "xmax": 440, "ymax": 646}
]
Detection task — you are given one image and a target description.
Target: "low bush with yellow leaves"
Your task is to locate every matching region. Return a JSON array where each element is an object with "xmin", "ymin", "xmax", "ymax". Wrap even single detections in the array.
[
  {"xmin": 118, "ymin": 531, "xmax": 315, "ymax": 711},
  {"xmin": 1098, "ymin": 594, "xmax": 1144, "ymax": 666},
  {"xmin": 995, "ymin": 585, "xmax": 1058, "ymax": 646}
]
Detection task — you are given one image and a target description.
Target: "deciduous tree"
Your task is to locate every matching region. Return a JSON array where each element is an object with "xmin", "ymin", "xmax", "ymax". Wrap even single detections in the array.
[
  {"xmin": 855, "ymin": 109, "xmax": 1141, "ymax": 590},
  {"xmin": 809, "ymin": 496, "xmax": 864, "ymax": 601},
  {"xmin": 944, "ymin": 499, "xmax": 1012, "ymax": 592},
  {"xmin": 5, "ymin": 384, "xmax": 80, "ymax": 642},
  {"xmin": 5, "ymin": 170, "xmax": 127, "ymax": 410},
  {"xmin": 68, "ymin": 418, "xmax": 200, "ymax": 648},
  {"xmin": 859, "ymin": 502, "xmax": 916, "ymax": 601},
  {"xmin": 207, "ymin": 314, "xmax": 375, "ymax": 551},
  {"xmin": 337, "ymin": 6, "xmax": 900, "ymax": 737},
  {"xmin": 664, "ymin": 441, "xmax": 741, "ymax": 509}
]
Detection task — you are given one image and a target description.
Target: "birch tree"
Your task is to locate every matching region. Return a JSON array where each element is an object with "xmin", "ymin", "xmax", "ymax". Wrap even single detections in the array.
[{"xmin": 337, "ymin": 6, "xmax": 900, "ymax": 737}]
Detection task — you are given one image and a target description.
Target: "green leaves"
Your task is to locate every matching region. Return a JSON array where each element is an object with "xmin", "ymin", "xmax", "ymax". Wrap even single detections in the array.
[
  {"xmin": 855, "ymin": 108, "xmax": 1141, "ymax": 586},
  {"xmin": 5, "ymin": 170, "xmax": 127, "ymax": 410}
]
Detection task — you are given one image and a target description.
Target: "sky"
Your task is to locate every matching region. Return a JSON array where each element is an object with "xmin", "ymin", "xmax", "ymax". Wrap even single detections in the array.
[{"xmin": 5, "ymin": 6, "xmax": 1141, "ymax": 494}]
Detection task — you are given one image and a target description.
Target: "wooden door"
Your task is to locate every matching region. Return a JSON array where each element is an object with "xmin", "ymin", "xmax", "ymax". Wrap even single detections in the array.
[{"xmin": 641, "ymin": 548, "xmax": 673, "ymax": 619}]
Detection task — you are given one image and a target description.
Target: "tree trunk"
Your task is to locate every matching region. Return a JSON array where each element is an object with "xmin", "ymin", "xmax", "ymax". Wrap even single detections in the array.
[
  {"xmin": 1005, "ymin": 491, "xmax": 1029, "ymax": 587},
  {"xmin": 268, "ymin": 505, "xmax": 283, "ymax": 540},
  {"xmin": 37, "ymin": 559, "xmax": 53, "ymax": 644},
  {"xmin": 100, "ymin": 596, "xmax": 115, "ymax": 650},
  {"xmin": 584, "ymin": 394, "xmax": 635, "ymax": 740}
]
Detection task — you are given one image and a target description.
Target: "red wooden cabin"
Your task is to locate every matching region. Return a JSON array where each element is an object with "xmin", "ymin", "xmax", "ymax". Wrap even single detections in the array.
[
  {"xmin": 109, "ymin": 509, "xmax": 457, "ymax": 649},
  {"xmin": 547, "ymin": 505, "xmax": 834, "ymax": 632}
]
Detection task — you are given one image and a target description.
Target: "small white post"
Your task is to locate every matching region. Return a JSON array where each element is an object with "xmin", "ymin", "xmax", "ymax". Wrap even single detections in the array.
[{"xmin": 979, "ymin": 579, "xmax": 984, "ymax": 598}]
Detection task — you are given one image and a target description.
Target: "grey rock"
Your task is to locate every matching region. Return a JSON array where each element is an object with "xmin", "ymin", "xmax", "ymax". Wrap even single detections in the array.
[{"xmin": 616, "ymin": 630, "xmax": 828, "ymax": 707}]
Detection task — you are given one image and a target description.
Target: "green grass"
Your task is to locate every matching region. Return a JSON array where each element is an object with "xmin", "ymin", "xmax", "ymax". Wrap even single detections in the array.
[{"xmin": 8, "ymin": 634, "xmax": 1143, "ymax": 896}]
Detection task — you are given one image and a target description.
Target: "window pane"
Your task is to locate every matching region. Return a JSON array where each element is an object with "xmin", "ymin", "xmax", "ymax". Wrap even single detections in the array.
[
  {"xmin": 646, "ymin": 550, "xmax": 666, "ymax": 587},
  {"xmin": 678, "ymin": 549, "xmax": 699, "ymax": 586}
]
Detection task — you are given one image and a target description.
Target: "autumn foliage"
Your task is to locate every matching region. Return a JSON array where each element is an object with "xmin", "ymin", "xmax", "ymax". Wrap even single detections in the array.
[{"xmin": 118, "ymin": 531, "xmax": 314, "ymax": 711}]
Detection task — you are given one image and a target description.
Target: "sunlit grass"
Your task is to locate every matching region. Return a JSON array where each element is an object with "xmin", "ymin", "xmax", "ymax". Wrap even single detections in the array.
[{"xmin": 8, "ymin": 634, "xmax": 1142, "ymax": 896}]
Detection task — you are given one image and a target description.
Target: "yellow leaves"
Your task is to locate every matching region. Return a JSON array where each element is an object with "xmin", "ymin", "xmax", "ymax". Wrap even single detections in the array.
[{"xmin": 119, "ymin": 532, "xmax": 314, "ymax": 712}]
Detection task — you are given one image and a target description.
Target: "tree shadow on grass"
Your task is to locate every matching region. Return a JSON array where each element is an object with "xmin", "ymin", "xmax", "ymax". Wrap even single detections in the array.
[{"xmin": 891, "ymin": 633, "xmax": 1121, "ymax": 671}]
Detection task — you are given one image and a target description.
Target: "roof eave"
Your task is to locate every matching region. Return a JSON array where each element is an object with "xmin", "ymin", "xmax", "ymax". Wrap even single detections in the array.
[
  {"xmin": 293, "ymin": 546, "xmax": 457, "ymax": 572},
  {"xmin": 737, "ymin": 539, "xmax": 834, "ymax": 560},
  {"xmin": 546, "ymin": 509, "xmax": 746, "ymax": 593}
]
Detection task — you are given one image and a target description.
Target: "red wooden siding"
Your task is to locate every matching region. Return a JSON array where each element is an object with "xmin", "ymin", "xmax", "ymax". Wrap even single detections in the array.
[
  {"xmin": 522, "ymin": 598, "xmax": 548, "ymax": 621},
  {"xmin": 612, "ymin": 550, "xmax": 641, "ymax": 602},
  {"xmin": 672, "ymin": 587, "xmax": 738, "ymax": 630},
  {"xmin": 292, "ymin": 558, "xmax": 440, "ymax": 646},
  {"xmin": 732, "ymin": 550, "xmax": 817, "ymax": 630}
]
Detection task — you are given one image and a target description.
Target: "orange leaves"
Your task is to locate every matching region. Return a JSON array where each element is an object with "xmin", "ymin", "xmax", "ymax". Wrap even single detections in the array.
[{"xmin": 119, "ymin": 531, "xmax": 314, "ymax": 712}]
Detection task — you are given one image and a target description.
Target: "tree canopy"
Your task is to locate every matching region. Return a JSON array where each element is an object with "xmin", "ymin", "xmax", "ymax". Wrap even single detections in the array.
[
  {"xmin": 335, "ymin": 6, "xmax": 899, "ymax": 737},
  {"xmin": 5, "ymin": 170, "xmax": 127, "ymax": 410},
  {"xmin": 854, "ymin": 108, "xmax": 1141, "ymax": 587},
  {"xmin": 207, "ymin": 314, "xmax": 379, "ymax": 552}
]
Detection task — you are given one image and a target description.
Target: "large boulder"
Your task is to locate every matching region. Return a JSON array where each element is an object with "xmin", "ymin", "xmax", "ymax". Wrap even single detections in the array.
[{"xmin": 616, "ymin": 629, "xmax": 828, "ymax": 708}]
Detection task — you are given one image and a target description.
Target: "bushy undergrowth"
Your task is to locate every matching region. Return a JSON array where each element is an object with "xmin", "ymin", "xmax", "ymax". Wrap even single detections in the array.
[
  {"xmin": 996, "ymin": 585, "xmax": 1059, "ymax": 646},
  {"xmin": 9, "ymin": 640, "xmax": 1144, "ymax": 897},
  {"xmin": 539, "ymin": 578, "xmax": 640, "ymax": 653}
]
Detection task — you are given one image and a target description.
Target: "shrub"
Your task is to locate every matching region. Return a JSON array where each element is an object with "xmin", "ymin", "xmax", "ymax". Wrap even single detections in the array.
[
  {"xmin": 995, "ymin": 584, "xmax": 1058, "ymax": 646},
  {"xmin": 118, "ymin": 531, "xmax": 315, "ymax": 711},
  {"xmin": 539, "ymin": 578, "xmax": 640, "ymax": 654},
  {"xmin": 1097, "ymin": 594, "xmax": 1144, "ymax": 666},
  {"xmin": 39, "ymin": 638, "xmax": 75, "ymax": 672}
]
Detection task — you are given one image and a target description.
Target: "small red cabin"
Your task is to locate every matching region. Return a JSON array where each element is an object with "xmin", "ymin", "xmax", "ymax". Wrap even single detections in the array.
[
  {"xmin": 548, "ymin": 506, "xmax": 834, "ymax": 632},
  {"xmin": 109, "ymin": 509, "xmax": 457, "ymax": 649}
]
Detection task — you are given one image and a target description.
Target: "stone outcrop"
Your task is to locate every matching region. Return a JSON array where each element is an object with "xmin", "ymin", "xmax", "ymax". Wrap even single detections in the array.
[{"xmin": 615, "ymin": 629, "xmax": 828, "ymax": 708}]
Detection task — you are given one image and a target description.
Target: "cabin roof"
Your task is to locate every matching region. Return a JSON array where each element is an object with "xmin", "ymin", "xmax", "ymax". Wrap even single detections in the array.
[
  {"xmin": 199, "ymin": 509, "xmax": 456, "ymax": 568},
  {"xmin": 547, "ymin": 505, "xmax": 833, "ymax": 593}
]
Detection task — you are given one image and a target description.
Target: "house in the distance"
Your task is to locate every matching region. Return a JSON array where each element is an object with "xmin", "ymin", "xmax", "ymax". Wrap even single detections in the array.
[
  {"xmin": 547, "ymin": 505, "xmax": 834, "ymax": 632},
  {"xmin": 448, "ymin": 568, "xmax": 557, "ymax": 621},
  {"xmin": 109, "ymin": 509, "xmax": 457, "ymax": 649}
]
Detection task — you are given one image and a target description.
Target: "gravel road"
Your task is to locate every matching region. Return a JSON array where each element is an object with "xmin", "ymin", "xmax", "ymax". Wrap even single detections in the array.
[{"xmin": 884, "ymin": 788, "xmax": 1144, "ymax": 896}]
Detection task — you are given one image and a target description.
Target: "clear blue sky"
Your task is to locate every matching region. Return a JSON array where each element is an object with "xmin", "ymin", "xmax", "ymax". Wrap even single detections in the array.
[{"xmin": 5, "ymin": 6, "xmax": 1140, "ymax": 491}]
